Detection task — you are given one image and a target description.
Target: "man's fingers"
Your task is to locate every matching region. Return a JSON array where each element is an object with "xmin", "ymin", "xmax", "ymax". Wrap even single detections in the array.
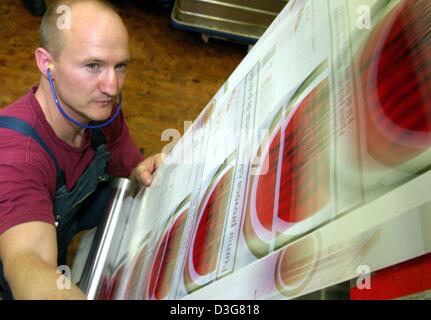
[
  {"xmin": 144, "ymin": 154, "xmax": 162, "ymax": 174},
  {"xmin": 155, "ymin": 153, "xmax": 163, "ymax": 168},
  {"xmin": 139, "ymin": 160, "xmax": 154, "ymax": 174},
  {"xmin": 140, "ymin": 171, "xmax": 153, "ymax": 186},
  {"xmin": 132, "ymin": 154, "xmax": 163, "ymax": 186}
]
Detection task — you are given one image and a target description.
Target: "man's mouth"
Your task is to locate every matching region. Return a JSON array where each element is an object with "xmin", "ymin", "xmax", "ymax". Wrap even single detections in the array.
[{"xmin": 94, "ymin": 99, "xmax": 113, "ymax": 106}]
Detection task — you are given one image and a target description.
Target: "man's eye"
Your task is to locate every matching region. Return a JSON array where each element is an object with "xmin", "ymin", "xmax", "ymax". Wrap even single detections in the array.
[
  {"xmin": 116, "ymin": 64, "xmax": 127, "ymax": 72},
  {"xmin": 86, "ymin": 63, "xmax": 99, "ymax": 70}
]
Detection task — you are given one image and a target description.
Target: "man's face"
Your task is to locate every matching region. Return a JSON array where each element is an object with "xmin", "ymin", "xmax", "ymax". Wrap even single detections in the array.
[{"xmin": 52, "ymin": 10, "xmax": 130, "ymax": 123}]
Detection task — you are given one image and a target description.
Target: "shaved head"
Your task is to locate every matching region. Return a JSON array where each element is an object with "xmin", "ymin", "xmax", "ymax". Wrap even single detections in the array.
[
  {"xmin": 39, "ymin": 0, "xmax": 124, "ymax": 58},
  {"xmin": 35, "ymin": 0, "xmax": 131, "ymax": 125}
]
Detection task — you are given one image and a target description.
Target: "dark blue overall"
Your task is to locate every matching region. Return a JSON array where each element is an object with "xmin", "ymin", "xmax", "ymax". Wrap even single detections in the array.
[{"xmin": 0, "ymin": 116, "xmax": 112, "ymax": 299}]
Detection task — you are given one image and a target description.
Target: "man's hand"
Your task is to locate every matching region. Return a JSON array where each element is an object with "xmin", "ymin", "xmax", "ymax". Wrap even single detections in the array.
[{"xmin": 130, "ymin": 153, "xmax": 163, "ymax": 186}]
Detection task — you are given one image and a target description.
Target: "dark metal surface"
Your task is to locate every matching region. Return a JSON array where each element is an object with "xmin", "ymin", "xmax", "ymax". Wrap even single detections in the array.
[{"xmin": 171, "ymin": 0, "xmax": 288, "ymax": 42}]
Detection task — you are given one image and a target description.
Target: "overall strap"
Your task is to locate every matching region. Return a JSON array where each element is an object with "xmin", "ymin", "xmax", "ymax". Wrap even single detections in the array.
[
  {"xmin": 91, "ymin": 127, "xmax": 107, "ymax": 150},
  {"xmin": 0, "ymin": 116, "xmax": 65, "ymax": 187}
]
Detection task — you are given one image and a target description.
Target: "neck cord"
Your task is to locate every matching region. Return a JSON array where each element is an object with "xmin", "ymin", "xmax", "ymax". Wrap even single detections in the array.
[{"xmin": 47, "ymin": 68, "xmax": 122, "ymax": 129}]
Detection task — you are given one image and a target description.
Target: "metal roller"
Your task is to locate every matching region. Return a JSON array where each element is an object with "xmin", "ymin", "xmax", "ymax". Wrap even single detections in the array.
[{"xmin": 79, "ymin": 178, "xmax": 138, "ymax": 300}]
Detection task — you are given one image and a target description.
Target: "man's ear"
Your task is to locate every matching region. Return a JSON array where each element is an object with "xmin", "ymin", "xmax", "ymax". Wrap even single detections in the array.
[{"xmin": 35, "ymin": 47, "xmax": 54, "ymax": 78}]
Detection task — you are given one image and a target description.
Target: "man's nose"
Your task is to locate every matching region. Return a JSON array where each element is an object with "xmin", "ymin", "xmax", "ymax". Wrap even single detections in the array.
[{"xmin": 100, "ymin": 68, "xmax": 119, "ymax": 97}]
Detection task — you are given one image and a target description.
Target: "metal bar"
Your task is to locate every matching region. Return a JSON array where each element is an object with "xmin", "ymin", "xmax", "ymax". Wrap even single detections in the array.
[{"xmin": 79, "ymin": 178, "xmax": 138, "ymax": 300}]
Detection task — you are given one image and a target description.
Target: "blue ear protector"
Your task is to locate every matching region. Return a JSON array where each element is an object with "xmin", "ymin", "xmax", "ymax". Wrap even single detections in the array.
[{"xmin": 46, "ymin": 68, "xmax": 122, "ymax": 129}]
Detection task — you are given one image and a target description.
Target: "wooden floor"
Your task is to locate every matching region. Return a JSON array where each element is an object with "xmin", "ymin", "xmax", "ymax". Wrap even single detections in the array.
[{"xmin": 0, "ymin": 0, "xmax": 246, "ymax": 266}]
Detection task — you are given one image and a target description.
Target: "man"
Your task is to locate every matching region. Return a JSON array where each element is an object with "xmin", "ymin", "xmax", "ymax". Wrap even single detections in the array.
[{"xmin": 0, "ymin": 0, "xmax": 161, "ymax": 299}]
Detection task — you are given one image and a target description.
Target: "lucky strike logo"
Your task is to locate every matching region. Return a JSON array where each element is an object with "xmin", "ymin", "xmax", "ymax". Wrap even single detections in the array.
[
  {"xmin": 146, "ymin": 208, "xmax": 189, "ymax": 300},
  {"xmin": 243, "ymin": 79, "xmax": 331, "ymax": 258},
  {"xmin": 274, "ymin": 232, "xmax": 321, "ymax": 297},
  {"xmin": 96, "ymin": 265, "xmax": 125, "ymax": 300},
  {"xmin": 184, "ymin": 163, "xmax": 235, "ymax": 293},
  {"xmin": 96, "ymin": 274, "xmax": 114, "ymax": 300},
  {"xmin": 121, "ymin": 245, "xmax": 148, "ymax": 299},
  {"xmin": 359, "ymin": 0, "xmax": 431, "ymax": 168}
]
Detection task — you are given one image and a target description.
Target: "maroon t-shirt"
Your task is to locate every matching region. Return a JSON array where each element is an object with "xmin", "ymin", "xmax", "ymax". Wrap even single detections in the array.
[{"xmin": 0, "ymin": 87, "xmax": 144, "ymax": 235}]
